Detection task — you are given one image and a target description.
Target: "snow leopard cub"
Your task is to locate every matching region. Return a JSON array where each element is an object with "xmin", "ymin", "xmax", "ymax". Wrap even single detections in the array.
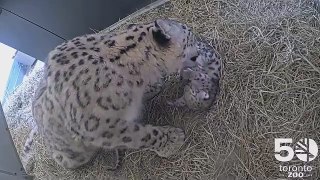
[{"xmin": 168, "ymin": 40, "xmax": 221, "ymax": 110}]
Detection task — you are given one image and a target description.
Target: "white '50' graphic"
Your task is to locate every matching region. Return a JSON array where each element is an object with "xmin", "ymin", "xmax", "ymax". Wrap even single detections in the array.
[{"xmin": 275, "ymin": 138, "xmax": 318, "ymax": 162}]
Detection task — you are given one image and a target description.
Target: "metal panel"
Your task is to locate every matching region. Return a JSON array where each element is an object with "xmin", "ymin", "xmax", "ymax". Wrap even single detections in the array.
[
  {"xmin": 0, "ymin": 0, "xmax": 155, "ymax": 39},
  {"xmin": 0, "ymin": 9, "xmax": 65, "ymax": 61},
  {"xmin": 14, "ymin": 51, "xmax": 36, "ymax": 66},
  {"xmin": 0, "ymin": 103, "xmax": 31, "ymax": 179},
  {"xmin": 0, "ymin": 0, "xmax": 155, "ymax": 61}
]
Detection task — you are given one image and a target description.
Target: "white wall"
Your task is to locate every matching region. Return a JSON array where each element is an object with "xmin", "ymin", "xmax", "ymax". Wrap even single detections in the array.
[{"xmin": 0, "ymin": 43, "xmax": 16, "ymax": 103}]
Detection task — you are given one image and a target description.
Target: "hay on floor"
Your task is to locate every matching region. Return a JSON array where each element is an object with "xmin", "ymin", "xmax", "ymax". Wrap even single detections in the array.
[{"xmin": 4, "ymin": 0, "xmax": 320, "ymax": 179}]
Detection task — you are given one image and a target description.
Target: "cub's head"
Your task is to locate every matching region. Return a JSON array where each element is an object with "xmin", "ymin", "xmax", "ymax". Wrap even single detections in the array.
[{"xmin": 147, "ymin": 19, "xmax": 199, "ymax": 72}]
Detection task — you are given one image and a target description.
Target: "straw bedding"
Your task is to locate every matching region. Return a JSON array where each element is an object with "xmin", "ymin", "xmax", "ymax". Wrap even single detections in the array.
[{"xmin": 3, "ymin": 0, "xmax": 320, "ymax": 179}]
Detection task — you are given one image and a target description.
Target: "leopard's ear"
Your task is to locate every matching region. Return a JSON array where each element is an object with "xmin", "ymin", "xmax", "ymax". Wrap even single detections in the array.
[
  {"xmin": 201, "ymin": 91, "xmax": 210, "ymax": 100},
  {"xmin": 152, "ymin": 19, "xmax": 171, "ymax": 46}
]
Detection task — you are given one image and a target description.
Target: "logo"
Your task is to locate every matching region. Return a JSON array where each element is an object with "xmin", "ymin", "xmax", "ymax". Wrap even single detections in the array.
[
  {"xmin": 295, "ymin": 138, "xmax": 318, "ymax": 162},
  {"xmin": 274, "ymin": 138, "xmax": 317, "ymax": 178},
  {"xmin": 275, "ymin": 138, "xmax": 318, "ymax": 162}
]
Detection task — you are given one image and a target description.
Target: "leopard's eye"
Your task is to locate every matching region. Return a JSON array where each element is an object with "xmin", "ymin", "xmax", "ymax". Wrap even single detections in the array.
[{"xmin": 190, "ymin": 56, "xmax": 197, "ymax": 61}]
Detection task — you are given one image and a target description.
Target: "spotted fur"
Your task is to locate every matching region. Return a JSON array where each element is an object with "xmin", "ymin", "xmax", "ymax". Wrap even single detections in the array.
[
  {"xmin": 29, "ymin": 19, "xmax": 198, "ymax": 169},
  {"xmin": 168, "ymin": 40, "xmax": 221, "ymax": 110}
]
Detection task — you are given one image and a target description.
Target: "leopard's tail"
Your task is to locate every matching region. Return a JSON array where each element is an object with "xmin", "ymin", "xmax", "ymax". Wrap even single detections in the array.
[{"xmin": 21, "ymin": 126, "xmax": 38, "ymax": 173}]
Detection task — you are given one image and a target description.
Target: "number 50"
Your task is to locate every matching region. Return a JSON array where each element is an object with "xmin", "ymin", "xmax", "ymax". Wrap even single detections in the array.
[{"xmin": 275, "ymin": 138, "xmax": 295, "ymax": 162}]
